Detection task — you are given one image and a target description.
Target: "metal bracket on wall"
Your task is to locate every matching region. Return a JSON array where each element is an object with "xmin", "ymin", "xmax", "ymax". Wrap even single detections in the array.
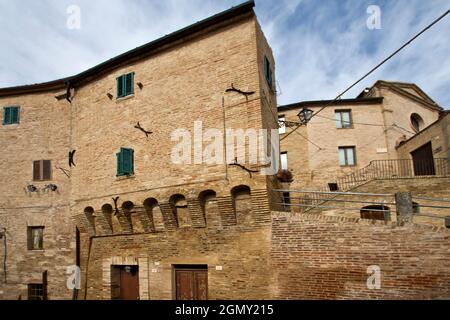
[
  {"xmin": 55, "ymin": 165, "xmax": 71, "ymax": 178},
  {"xmin": 134, "ymin": 122, "xmax": 153, "ymax": 138},
  {"xmin": 112, "ymin": 197, "xmax": 120, "ymax": 215},
  {"xmin": 228, "ymin": 157, "xmax": 259, "ymax": 178},
  {"xmin": 225, "ymin": 83, "xmax": 255, "ymax": 99}
]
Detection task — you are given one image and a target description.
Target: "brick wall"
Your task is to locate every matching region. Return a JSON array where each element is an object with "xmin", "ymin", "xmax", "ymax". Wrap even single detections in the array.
[{"xmin": 271, "ymin": 212, "xmax": 450, "ymax": 299}]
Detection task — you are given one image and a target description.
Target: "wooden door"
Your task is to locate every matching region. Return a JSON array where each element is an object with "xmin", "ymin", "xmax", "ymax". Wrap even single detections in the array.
[
  {"xmin": 175, "ymin": 267, "xmax": 208, "ymax": 300},
  {"xmin": 119, "ymin": 266, "xmax": 140, "ymax": 300},
  {"xmin": 411, "ymin": 142, "xmax": 435, "ymax": 176}
]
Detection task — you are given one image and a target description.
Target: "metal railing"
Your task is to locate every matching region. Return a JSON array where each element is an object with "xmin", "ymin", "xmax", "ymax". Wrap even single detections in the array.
[
  {"xmin": 273, "ymin": 189, "xmax": 450, "ymax": 228},
  {"xmin": 323, "ymin": 158, "xmax": 449, "ymax": 193}
]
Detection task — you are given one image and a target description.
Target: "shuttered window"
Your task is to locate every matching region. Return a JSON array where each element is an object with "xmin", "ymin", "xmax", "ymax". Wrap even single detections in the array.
[
  {"xmin": 33, "ymin": 160, "xmax": 52, "ymax": 181},
  {"xmin": 263, "ymin": 56, "xmax": 273, "ymax": 89},
  {"xmin": 116, "ymin": 148, "xmax": 134, "ymax": 176},
  {"xmin": 116, "ymin": 72, "xmax": 134, "ymax": 98},
  {"xmin": 2, "ymin": 106, "xmax": 20, "ymax": 125}
]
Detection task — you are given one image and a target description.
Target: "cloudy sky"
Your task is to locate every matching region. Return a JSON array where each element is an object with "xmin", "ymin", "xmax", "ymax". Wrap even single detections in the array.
[{"xmin": 0, "ymin": 0, "xmax": 449, "ymax": 107}]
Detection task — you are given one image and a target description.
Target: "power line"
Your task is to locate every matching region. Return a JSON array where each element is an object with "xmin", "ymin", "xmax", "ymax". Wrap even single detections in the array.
[
  {"xmin": 315, "ymin": 114, "xmax": 417, "ymax": 134},
  {"xmin": 280, "ymin": 7, "xmax": 450, "ymax": 143},
  {"xmin": 308, "ymin": 8, "xmax": 450, "ymax": 122}
]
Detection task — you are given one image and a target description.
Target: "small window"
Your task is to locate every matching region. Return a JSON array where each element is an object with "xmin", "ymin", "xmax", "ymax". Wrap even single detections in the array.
[
  {"xmin": 33, "ymin": 160, "xmax": 52, "ymax": 181},
  {"xmin": 410, "ymin": 113, "xmax": 424, "ymax": 132},
  {"xmin": 27, "ymin": 227, "xmax": 44, "ymax": 250},
  {"xmin": 328, "ymin": 183, "xmax": 339, "ymax": 191},
  {"xmin": 338, "ymin": 147, "xmax": 356, "ymax": 166},
  {"xmin": 360, "ymin": 205, "xmax": 391, "ymax": 221},
  {"xmin": 263, "ymin": 56, "xmax": 273, "ymax": 89},
  {"xmin": 28, "ymin": 284, "xmax": 44, "ymax": 300},
  {"xmin": 335, "ymin": 110, "xmax": 352, "ymax": 129},
  {"xmin": 280, "ymin": 152, "xmax": 288, "ymax": 170},
  {"xmin": 278, "ymin": 115, "xmax": 286, "ymax": 134},
  {"xmin": 117, "ymin": 72, "xmax": 134, "ymax": 98},
  {"xmin": 116, "ymin": 148, "xmax": 134, "ymax": 176},
  {"xmin": 2, "ymin": 106, "xmax": 20, "ymax": 125}
]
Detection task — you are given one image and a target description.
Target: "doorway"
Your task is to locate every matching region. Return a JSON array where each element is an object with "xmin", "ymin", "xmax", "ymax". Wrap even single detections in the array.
[
  {"xmin": 174, "ymin": 265, "xmax": 208, "ymax": 300},
  {"xmin": 111, "ymin": 265, "xmax": 140, "ymax": 300},
  {"xmin": 411, "ymin": 142, "xmax": 435, "ymax": 176}
]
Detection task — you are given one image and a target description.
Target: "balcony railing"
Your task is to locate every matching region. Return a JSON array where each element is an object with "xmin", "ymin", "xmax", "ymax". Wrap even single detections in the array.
[{"xmin": 332, "ymin": 158, "xmax": 448, "ymax": 192}]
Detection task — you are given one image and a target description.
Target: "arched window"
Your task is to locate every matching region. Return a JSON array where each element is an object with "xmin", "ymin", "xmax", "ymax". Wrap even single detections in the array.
[
  {"xmin": 360, "ymin": 205, "xmax": 390, "ymax": 221},
  {"xmin": 231, "ymin": 185, "xmax": 252, "ymax": 225},
  {"xmin": 410, "ymin": 113, "xmax": 424, "ymax": 132},
  {"xmin": 170, "ymin": 194, "xmax": 190, "ymax": 228}
]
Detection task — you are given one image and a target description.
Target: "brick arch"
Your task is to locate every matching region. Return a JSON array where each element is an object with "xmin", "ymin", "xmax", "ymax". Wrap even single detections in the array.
[
  {"xmin": 142, "ymin": 198, "xmax": 164, "ymax": 232},
  {"xmin": 83, "ymin": 206, "xmax": 96, "ymax": 236},
  {"xmin": 169, "ymin": 194, "xmax": 190, "ymax": 228},
  {"xmin": 99, "ymin": 204, "xmax": 114, "ymax": 234},
  {"xmin": 231, "ymin": 185, "xmax": 252, "ymax": 227},
  {"xmin": 199, "ymin": 190, "xmax": 219, "ymax": 229}
]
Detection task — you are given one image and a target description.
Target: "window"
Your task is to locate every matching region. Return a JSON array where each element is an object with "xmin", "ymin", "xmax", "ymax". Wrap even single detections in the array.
[
  {"xmin": 338, "ymin": 147, "xmax": 356, "ymax": 166},
  {"xmin": 263, "ymin": 56, "xmax": 273, "ymax": 89},
  {"xmin": 410, "ymin": 113, "xmax": 424, "ymax": 132},
  {"xmin": 116, "ymin": 148, "xmax": 134, "ymax": 176},
  {"xmin": 2, "ymin": 106, "xmax": 20, "ymax": 125},
  {"xmin": 278, "ymin": 115, "xmax": 286, "ymax": 134},
  {"xmin": 27, "ymin": 227, "xmax": 44, "ymax": 250},
  {"xmin": 28, "ymin": 284, "xmax": 44, "ymax": 300},
  {"xmin": 360, "ymin": 205, "xmax": 391, "ymax": 221},
  {"xmin": 335, "ymin": 110, "xmax": 352, "ymax": 129},
  {"xmin": 116, "ymin": 72, "xmax": 134, "ymax": 98},
  {"xmin": 33, "ymin": 160, "xmax": 52, "ymax": 181},
  {"xmin": 280, "ymin": 152, "xmax": 288, "ymax": 170}
]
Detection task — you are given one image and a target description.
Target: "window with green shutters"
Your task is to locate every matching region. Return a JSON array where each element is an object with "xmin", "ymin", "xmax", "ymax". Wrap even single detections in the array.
[
  {"xmin": 263, "ymin": 56, "xmax": 273, "ymax": 89},
  {"xmin": 2, "ymin": 106, "xmax": 20, "ymax": 125},
  {"xmin": 116, "ymin": 148, "xmax": 134, "ymax": 176},
  {"xmin": 116, "ymin": 72, "xmax": 135, "ymax": 98}
]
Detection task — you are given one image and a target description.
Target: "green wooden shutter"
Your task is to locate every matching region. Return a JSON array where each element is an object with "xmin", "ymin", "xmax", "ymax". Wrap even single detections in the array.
[
  {"xmin": 125, "ymin": 73, "xmax": 134, "ymax": 96},
  {"xmin": 116, "ymin": 151, "xmax": 124, "ymax": 176},
  {"xmin": 264, "ymin": 56, "xmax": 272, "ymax": 89},
  {"xmin": 121, "ymin": 148, "xmax": 134, "ymax": 174},
  {"xmin": 11, "ymin": 107, "xmax": 19, "ymax": 124},
  {"xmin": 117, "ymin": 76, "xmax": 124, "ymax": 98},
  {"xmin": 3, "ymin": 107, "xmax": 11, "ymax": 125}
]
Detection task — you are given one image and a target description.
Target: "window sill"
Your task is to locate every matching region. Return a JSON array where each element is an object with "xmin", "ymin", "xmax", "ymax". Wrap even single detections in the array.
[
  {"xmin": 116, "ymin": 94, "xmax": 135, "ymax": 102},
  {"xmin": 28, "ymin": 249, "xmax": 45, "ymax": 252},
  {"xmin": 116, "ymin": 174, "xmax": 135, "ymax": 181},
  {"xmin": 336, "ymin": 127, "xmax": 354, "ymax": 130},
  {"xmin": 339, "ymin": 165, "xmax": 357, "ymax": 168}
]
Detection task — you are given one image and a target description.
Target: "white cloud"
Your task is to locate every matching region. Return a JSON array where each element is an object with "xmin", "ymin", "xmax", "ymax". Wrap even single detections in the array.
[{"xmin": 0, "ymin": 0, "xmax": 448, "ymax": 107}]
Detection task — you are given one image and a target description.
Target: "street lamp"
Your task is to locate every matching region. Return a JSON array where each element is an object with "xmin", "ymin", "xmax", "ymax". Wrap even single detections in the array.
[{"xmin": 297, "ymin": 107, "xmax": 313, "ymax": 125}]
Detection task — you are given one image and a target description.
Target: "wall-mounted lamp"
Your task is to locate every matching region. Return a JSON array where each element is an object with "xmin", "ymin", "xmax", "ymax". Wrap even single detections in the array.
[
  {"xmin": 297, "ymin": 107, "xmax": 314, "ymax": 125},
  {"xmin": 44, "ymin": 184, "xmax": 58, "ymax": 192},
  {"xmin": 106, "ymin": 93, "xmax": 113, "ymax": 100},
  {"xmin": 27, "ymin": 185, "xmax": 37, "ymax": 193}
]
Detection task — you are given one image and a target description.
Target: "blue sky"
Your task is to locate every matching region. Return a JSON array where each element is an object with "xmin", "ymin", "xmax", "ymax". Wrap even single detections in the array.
[{"xmin": 0, "ymin": 0, "xmax": 449, "ymax": 107}]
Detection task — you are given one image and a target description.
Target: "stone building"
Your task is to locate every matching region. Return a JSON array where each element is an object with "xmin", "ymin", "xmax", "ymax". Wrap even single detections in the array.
[
  {"xmin": 0, "ymin": 1, "xmax": 279, "ymax": 300},
  {"xmin": 1, "ymin": 1, "xmax": 449, "ymax": 301},
  {"xmin": 278, "ymin": 80, "xmax": 445, "ymax": 191}
]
